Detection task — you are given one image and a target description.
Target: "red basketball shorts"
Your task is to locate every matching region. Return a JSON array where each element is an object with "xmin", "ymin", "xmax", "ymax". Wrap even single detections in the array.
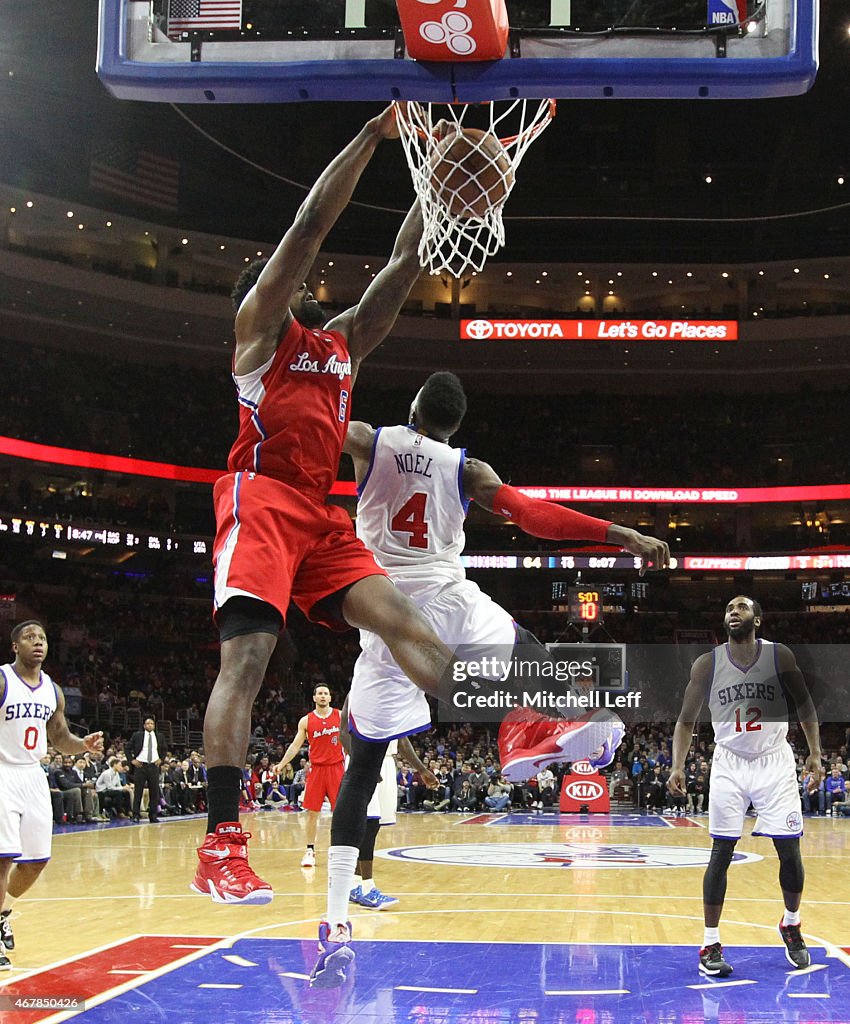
[
  {"xmin": 301, "ymin": 761, "xmax": 345, "ymax": 812},
  {"xmin": 212, "ymin": 471, "xmax": 387, "ymax": 629}
]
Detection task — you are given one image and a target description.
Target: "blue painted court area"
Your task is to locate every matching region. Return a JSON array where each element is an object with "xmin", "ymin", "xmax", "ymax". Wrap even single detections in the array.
[
  {"xmin": 491, "ymin": 812, "xmax": 683, "ymax": 827},
  {"xmin": 73, "ymin": 938, "xmax": 850, "ymax": 1023}
]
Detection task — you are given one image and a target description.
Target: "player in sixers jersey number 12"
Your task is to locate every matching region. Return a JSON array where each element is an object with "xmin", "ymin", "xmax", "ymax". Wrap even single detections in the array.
[
  {"xmin": 669, "ymin": 596, "xmax": 822, "ymax": 979},
  {"xmin": 0, "ymin": 621, "xmax": 104, "ymax": 971},
  {"xmin": 193, "ymin": 106, "xmax": 514, "ymax": 909},
  {"xmin": 274, "ymin": 685, "xmax": 344, "ymax": 868}
]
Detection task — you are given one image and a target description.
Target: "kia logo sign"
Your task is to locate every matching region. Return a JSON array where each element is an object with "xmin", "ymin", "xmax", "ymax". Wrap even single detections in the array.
[
  {"xmin": 465, "ymin": 319, "xmax": 493, "ymax": 339},
  {"xmin": 571, "ymin": 761, "xmax": 598, "ymax": 776},
  {"xmin": 565, "ymin": 780, "xmax": 605, "ymax": 801}
]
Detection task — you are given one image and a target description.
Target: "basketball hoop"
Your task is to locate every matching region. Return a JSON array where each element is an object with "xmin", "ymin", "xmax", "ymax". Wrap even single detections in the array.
[{"xmin": 394, "ymin": 98, "xmax": 556, "ymax": 277}]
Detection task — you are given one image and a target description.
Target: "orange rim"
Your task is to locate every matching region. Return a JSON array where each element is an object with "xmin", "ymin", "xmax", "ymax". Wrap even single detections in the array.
[{"xmin": 394, "ymin": 98, "xmax": 557, "ymax": 145}]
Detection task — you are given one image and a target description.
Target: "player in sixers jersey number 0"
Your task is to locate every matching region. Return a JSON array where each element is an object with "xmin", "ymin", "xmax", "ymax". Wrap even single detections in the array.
[
  {"xmin": 274, "ymin": 685, "xmax": 344, "ymax": 868},
  {"xmin": 669, "ymin": 596, "xmax": 823, "ymax": 978},
  {"xmin": 0, "ymin": 621, "xmax": 104, "ymax": 971}
]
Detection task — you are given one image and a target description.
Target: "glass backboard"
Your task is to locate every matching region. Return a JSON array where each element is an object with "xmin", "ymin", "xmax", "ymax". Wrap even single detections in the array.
[{"xmin": 97, "ymin": 0, "xmax": 817, "ymax": 103}]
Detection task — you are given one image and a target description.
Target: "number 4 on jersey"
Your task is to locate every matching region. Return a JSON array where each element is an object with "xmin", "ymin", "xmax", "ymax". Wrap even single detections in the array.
[{"xmin": 391, "ymin": 492, "xmax": 429, "ymax": 549}]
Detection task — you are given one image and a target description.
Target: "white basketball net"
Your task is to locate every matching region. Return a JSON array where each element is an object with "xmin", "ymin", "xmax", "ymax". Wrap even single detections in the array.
[{"xmin": 394, "ymin": 98, "xmax": 555, "ymax": 277}]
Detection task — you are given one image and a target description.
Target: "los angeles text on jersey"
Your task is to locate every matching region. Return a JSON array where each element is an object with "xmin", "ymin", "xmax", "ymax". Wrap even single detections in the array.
[
  {"xmin": 716, "ymin": 681, "xmax": 777, "ymax": 706},
  {"xmin": 311, "ymin": 725, "xmax": 339, "ymax": 739},
  {"xmin": 4, "ymin": 701, "xmax": 54, "ymax": 721}
]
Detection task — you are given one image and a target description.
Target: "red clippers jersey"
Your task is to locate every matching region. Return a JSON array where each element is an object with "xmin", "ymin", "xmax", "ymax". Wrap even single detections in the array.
[
  {"xmin": 307, "ymin": 708, "xmax": 343, "ymax": 766},
  {"xmin": 228, "ymin": 318, "xmax": 352, "ymax": 500}
]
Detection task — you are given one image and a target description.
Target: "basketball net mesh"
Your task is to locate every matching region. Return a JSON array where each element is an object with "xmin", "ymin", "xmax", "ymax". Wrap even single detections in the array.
[{"xmin": 394, "ymin": 99, "xmax": 554, "ymax": 277}]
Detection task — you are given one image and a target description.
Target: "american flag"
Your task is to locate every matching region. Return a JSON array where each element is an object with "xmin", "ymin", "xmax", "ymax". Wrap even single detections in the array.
[
  {"xmin": 89, "ymin": 144, "xmax": 180, "ymax": 213},
  {"xmin": 167, "ymin": 0, "xmax": 242, "ymax": 36}
]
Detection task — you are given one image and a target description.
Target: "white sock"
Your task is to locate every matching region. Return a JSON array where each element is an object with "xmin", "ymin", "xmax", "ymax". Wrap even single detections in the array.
[
  {"xmin": 327, "ymin": 846, "xmax": 359, "ymax": 929},
  {"xmin": 3, "ymin": 895, "xmax": 17, "ymax": 913},
  {"xmin": 351, "ymin": 874, "xmax": 362, "ymax": 889},
  {"xmin": 783, "ymin": 908, "xmax": 801, "ymax": 927},
  {"xmin": 362, "ymin": 879, "xmax": 377, "ymax": 894},
  {"xmin": 703, "ymin": 927, "xmax": 721, "ymax": 947}
]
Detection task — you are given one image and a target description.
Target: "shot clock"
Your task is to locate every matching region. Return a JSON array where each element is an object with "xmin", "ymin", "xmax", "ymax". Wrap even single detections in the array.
[{"xmin": 568, "ymin": 586, "xmax": 604, "ymax": 624}]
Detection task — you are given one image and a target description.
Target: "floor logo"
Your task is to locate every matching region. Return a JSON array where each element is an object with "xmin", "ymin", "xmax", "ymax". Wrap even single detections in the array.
[{"xmin": 379, "ymin": 843, "xmax": 763, "ymax": 869}]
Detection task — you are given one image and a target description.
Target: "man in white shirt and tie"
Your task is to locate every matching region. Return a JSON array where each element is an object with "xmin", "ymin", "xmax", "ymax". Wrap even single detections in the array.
[{"xmin": 129, "ymin": 717, "xmax": 165, "ymax": 823}]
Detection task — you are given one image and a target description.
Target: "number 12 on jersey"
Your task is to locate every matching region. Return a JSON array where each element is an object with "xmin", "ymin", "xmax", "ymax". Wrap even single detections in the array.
[
  {"xmin": 390, "ymin": 492, "xmax": 429, "ymax": 549},
  {"xmin": 735, "ymin": 706, "xmax": 763, "ymax": 732}
]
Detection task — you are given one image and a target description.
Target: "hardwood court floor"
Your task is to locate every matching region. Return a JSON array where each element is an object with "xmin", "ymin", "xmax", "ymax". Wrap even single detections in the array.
[{"xmin": 3, "ymin": 808, "xmax": 848, "ymax": 972}]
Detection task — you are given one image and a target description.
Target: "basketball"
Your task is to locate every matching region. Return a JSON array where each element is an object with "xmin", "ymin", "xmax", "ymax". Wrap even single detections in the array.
[{"xmin": 429, "ymin": 127, "xmax": 514, "ymax": 220}]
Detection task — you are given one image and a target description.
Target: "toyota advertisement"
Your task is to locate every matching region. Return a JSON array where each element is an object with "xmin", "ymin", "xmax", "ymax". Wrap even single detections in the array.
[{"xmin": 460, "ymin": 318, "xmax": 738, "ymax": 341}]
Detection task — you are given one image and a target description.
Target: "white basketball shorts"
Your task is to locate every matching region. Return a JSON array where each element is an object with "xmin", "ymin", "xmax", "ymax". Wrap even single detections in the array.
[
  {"xmin": 366, "ymin": 753, "xmax": 398, "ymax": 826},
  {"xmin": 709, "ymin": 742, "xmax": 802, "ymax": 840},
  {"xmin": 0, "ymin": 762, "xmax": 53, "ymax": 862},
  {"xmin": 349, "ymin": 576, "xmax": 516, "ymax": 742}
]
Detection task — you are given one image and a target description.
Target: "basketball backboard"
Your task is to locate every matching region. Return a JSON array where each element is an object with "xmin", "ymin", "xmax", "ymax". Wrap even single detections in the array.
[{"xmin": 98, "ymin": 0, "xmax": 818, "ymax": 104}]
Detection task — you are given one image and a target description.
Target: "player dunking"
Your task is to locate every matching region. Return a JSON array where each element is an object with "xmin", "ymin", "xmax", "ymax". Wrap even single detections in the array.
[
  {"xmin": 310, "ymin": 372, "xmax": 669, "ymax": 986},
  {"xmin": 0, "ymin": 621, "xmax": 103, "ymax": 970},
  {"xmin": 274, "ymin": 685, "xmax": 344, "ymax": 868},
  {"xmin": 191, "ymin": 108, "xmax": 552, "ymax": 907},
  {"xmin": 668, "ymin": 596, "xmax": 822, "ymax": 977}
]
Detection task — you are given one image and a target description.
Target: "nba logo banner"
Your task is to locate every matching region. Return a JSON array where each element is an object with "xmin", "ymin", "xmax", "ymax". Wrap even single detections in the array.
[{"xmin": 707, "ymin": 0, "xmax": 747, "ymax": 25}]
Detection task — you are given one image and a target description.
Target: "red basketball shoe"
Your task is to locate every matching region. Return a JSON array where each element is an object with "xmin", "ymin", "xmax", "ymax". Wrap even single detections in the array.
[
  {"xmin": 191, "ymin": 822, "xmax": 273, "ymax": 904},
  {"xmin": 498, "ymin": 708, "xmax": 624, "ymax": 782}
]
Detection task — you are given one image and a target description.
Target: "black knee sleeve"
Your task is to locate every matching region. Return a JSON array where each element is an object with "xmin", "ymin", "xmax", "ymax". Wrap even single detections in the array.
[
  {"xmin": 217, "ymin": 595, "xmax": 282, "ymax": 641},
  {"xmin": 703, "ymin": 838, "xmax": 736, "ymax": 906},
  {"xmin": 774, "ymin": 837, "xmax": 804, "ymax": 894},
  {"xmin": 330, "ymin": 733, "xmax": 388, "ymax": 849},
  {"xmin": 359, "ymin": 817, "xmax": 381, "ymax": 862}
]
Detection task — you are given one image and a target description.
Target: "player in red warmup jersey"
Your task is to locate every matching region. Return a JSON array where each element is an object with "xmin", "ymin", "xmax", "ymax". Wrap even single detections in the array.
[
  {"xmin": 192, "ymin": 106, "xmax": 518, "ymax": 910},
  {"xmin": 274, "ymin": 685, "xmax": 344, "ymax": 868}
]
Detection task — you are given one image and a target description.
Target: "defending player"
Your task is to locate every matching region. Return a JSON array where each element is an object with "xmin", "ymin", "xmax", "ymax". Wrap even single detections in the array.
[
  {"xmin": 668, "ymin": 596, "xmax": 823, "ymax": 977},
  {"xmin": 274, "ymin": 685, "xmax": 344, "ymax": 868},
  {"xmin": 339, "ymin": 695, "xmax": 436, "ymax": 910},
  {"xmin": 310, "ymin": 371, "xmax": 669, "ymax": 986},
  {"xmin": 0, "ymin": 621, "xmax": 103, "ymax": 970}
]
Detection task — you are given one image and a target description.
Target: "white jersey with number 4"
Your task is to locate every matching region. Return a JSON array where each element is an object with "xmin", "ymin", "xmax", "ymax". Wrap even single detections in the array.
[
  {"xmin": 708, "ymin": 639, "xmax": 789, "ymax": 759},
  {"xmin": 0, "ymin": 664, "xmax": 57, "ymax": 765},
  {"xmin": 356, "ymin": 425, "xmax": 468, "ymax": 588}
]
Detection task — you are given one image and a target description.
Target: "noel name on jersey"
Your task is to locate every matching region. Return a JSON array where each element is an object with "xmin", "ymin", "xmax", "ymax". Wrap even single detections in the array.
[
  {"xmin": 5, "ymin": 701, "xmax": 54, "ymax": 722},
  {"xmin": 289, "ymin": 351, "xmax": 351, "ymax": 380},
  {"xmin": 393, "ymin": 453, "xmax": 433, "ymax": 478},
  {"xmin": 716, "ymin": 681, "xmax": 776, "ymax": 706}
]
